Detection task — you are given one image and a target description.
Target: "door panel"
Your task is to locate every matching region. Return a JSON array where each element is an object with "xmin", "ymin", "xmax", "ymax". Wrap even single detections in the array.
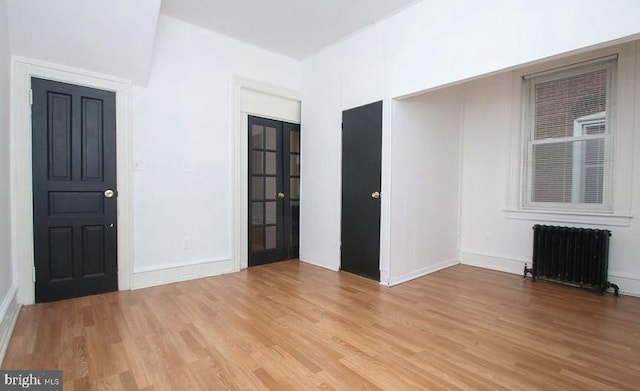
[
  {"xmin": 32, "ymin": 77, "xmax": 118, "ymax": 302},
  {"xmin": 248, "ymin": 116, "xmax": 300, "ymax": 266},
  {"xmin": 249, "ymin": 117, "xmax": 284, "ymax": 265},
  {"xmin": 341, "ymin": 101, "xmax": 383, "ymax": 280},
  {"xmin": 285, "ymin": 122, "xmax": 301, "ymax": 257},
  {"xmin": 81, "ymin": 97, "xmax": 105, "ymax": 181}
]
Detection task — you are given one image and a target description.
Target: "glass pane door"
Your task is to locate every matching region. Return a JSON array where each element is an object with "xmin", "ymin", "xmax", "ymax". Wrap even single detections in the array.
[
  {"xmin": 248, "ymin": 116, "xmax": 300, "ymax": 266},
  {"xmin": 287, "ymin": 124, "xmax": 301, "ymax": 257}
]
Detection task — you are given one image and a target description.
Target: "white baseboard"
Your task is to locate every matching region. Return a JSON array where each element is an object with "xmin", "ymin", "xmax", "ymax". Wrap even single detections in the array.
[
  {"xmin": 0, "ymin": 286, "xmax": 21, "ymax": 366},
  {"xmin": 459, "ymin": 251, "xmax": 527, "ymax": 276},
  {"xmin": 132, "ymin": 258, "xmax": 235, "ymax": 290},
  {"xmin": 379, "ymin": 270, "xmax": 390, "ymax": 286},
  {"xmin": 388, "ymin": 259, "xmax": 459, "ymax": 286},
  {"xmin": 459, "ymin": 251, "xmax": 640, "ymax": 297},
  {"xmin": 298, "ymin": 257, "xmax": 340, "ymax": 272},
  {"xmin": 608, "ymin": 273, "xmax": 640, "ymax": 297}
]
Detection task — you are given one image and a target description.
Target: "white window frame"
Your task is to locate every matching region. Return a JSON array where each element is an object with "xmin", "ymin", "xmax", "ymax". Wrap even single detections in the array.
[
  {"xmin": 505, "ymin": 43, "xmax": 636, "ymax": 227},
  {"xmin": 522, "ymin": 59, "xmax": 615, "ymax": 212}
]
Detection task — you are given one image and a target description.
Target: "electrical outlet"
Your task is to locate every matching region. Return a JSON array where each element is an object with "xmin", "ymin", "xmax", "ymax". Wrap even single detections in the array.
[
  {"xmin": 133, "ymin": 158, "xmax": 143, "ymax": 171},
  {"xmin": 182, "ymin": 159, "xmax": 194, "ymax": 173},
  {"xmin": 183, "ymin": 237, "xmax": 192, "ymax": 249}
]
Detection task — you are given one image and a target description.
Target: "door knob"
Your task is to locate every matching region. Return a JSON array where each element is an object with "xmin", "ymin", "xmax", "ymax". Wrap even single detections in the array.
[
  {"xmin": 104, "ymin": 189, "xmax": 115, "ymax": 198},
  {"xmin": 277, "ymin": 192, "xmax": 286, "ymax": 199},
  {"xmin": 371, "ymin": 191, "xmax": 381, "ymax": 199}
]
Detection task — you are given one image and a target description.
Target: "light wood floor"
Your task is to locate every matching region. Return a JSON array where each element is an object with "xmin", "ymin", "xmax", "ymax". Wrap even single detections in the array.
[{"xmin": 3, "ymin": 261, "xmax": 640, "ymax": 390}]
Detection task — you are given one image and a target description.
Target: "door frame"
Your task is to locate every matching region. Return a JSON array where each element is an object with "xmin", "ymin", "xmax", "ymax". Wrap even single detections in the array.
[
  {"xmin": 232, "ymin": 77, "xmax": 301, "ymax": 271},
  {"xmin": 11, "ymin": 57, "xmax": 133, "ymax": 304},
  {"xmin": 340, "ymin": 101, "xmax": 383, "ymax": 281},
  {"xmin": 337, "ymin": 99, "xmax": 393, "ymax": 286}
]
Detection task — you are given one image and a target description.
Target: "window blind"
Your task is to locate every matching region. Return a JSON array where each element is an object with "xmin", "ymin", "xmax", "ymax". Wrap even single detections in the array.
[{"xmin": 523, "ymin": 57, "xmax": 616, "ymax": 211}]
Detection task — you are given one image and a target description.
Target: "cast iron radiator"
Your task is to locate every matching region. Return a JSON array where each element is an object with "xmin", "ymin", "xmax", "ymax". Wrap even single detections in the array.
[{"xmin": 523, "ymin": 225, "xmax": 619, "ymax": 295}]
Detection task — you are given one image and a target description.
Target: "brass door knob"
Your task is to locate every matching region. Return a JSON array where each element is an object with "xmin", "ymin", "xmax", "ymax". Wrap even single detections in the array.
[
  {"xmin": 277, "ymin": 192, "xmax": 286, "ymax": 199},
  {"xmin": 371, "ymin": 191, "xmax": 381, "ymax": 199}
]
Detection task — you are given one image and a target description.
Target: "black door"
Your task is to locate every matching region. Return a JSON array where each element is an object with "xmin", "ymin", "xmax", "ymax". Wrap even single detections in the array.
[
  {"xmin": 248, "ymin": 116, "xmax": 300, "ymax": 266},
  {"xmin": 32, "ymin": 78, "xmax": 118, "ymax": 303},
  {"xmin": 341, "ymin": 101, "xmax": 382, "ymax": 280}
]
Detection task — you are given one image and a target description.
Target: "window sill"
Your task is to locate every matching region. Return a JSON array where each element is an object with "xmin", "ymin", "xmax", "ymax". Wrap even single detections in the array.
[{"xmin": 503, "ymin": 209, "xmax": 632, "ymax": 227}]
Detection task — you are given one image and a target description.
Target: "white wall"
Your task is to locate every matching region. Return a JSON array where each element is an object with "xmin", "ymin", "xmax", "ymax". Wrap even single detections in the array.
[
  {"xmin": 3, "ymin": 0, "xmax": 640, "ymax": 295},
  {"xmin": 298, "ymin": 58, "xmax": 346, "ymax": 271},
  {"xmin": 385, "ymin": 0, "xmax": 640, "ymax": 98},
  {"xmin": 459, "ymin": 43, "xmax": 640, "ymax": 296},
  {"xmin": 6, "ymin": 0, "xmax": 161, "ymax": 84},
  {"xmin": 301, "ymin": 0, "xmax": 640, "ymax": 280},
  {"xmin": 131, "ymin": 16, "xmax": 301, "ymax": 285},
  {"xmin": 388, "ymin": 88, "xmax": 462, "ymax": 284},
  {"xmin": 0, "ymin": 0, "xmax": 14, "ymax": 308},
  {"xmin": 458, "ymin": 73, "xmax": 531, "ymax": 268},
  {"xmin": 299, "ymin": 22, "xmax": 388, "ymax": 272},
  {"xmin": 0, "ymin": 0, "xmax": 20, "ymax": 364}
]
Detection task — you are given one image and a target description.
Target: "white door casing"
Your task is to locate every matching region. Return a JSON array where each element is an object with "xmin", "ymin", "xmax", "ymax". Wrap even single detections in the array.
[
  {"xmin": 11, "ymin": 57, "xmax": 133, "ymax": 304},
  {"xmin": 231, "ymin": 77, "xmax": 301, "ymax": 271}
]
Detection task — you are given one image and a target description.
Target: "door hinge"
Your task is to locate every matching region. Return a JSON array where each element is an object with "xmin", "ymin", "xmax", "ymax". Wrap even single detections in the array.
[
  {"xmin": 32, "ymin": 266, "xmax": 36, "ymax": 282},
  {"xmin": 29, "ymin": 89, "xmax": 33, "ymax": 105}
]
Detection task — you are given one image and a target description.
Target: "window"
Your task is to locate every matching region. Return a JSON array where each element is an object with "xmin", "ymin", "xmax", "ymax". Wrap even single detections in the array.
[{"xmin": 522, "ymin": 58, "xmax": 616, "ymax": 212}]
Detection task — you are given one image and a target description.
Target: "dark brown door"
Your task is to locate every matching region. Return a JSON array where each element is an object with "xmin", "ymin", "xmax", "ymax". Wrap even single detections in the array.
[
  {"xmin": 341, "ymin": 101, "xmax": 382, "ymax": 280},
  {"xmin": 248, "ymin": 116, "xmax": 300, "ymax": 266},
  {"xmin": 31, "ymin": 78, "xmax": 118, "ymax": 303}
]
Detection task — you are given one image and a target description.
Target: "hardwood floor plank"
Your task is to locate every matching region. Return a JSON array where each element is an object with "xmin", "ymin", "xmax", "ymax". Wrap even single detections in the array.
[
  {"xmin": 118, "ymin": 371, "xmax": 140, "ymax": 390},
  {"xmin": 2, "ymin": 261, "xmax": 640, "ymax": 390},
  {"xmin": 252, "ymin": 367, "xmax": 284, "ymax": 390}
]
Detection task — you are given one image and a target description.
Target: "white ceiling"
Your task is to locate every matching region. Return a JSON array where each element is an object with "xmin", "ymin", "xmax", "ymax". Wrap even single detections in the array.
[
  {"xmin": 7, "ymin": 0, "xmax": 161, "ymax": 85},
  {"xmin": 161, "ymin": 0, "xmax": 421, "ymax": 59}
]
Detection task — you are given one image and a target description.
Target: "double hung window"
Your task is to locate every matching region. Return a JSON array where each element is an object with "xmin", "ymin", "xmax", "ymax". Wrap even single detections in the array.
[{"xmin": 522, "ymin": 58, "xmax": 616, "ymax": 212}]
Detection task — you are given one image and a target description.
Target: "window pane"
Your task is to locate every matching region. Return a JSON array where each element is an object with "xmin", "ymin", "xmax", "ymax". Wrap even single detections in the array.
[
  {"xmin": 532, "ymin": 142, "xmax": 573, "ymax": 203},
  {"xmin": 251, "ymin": 125, "xmax": 264, "ymax": 149},
  {"xmin": 265, "ymin": 201, "xmax": 276, "ymax": 224},
  {"xmin": 584, "ymin": 139, "xmax": 604, "ymax": 166},
  {"xmin": 583, "ymin": 166, "xmax": 604, "ymax": 203},
  {"xmin": 265, "ymin": 152, "xmax": 276, "ymax": 175},
  {"xmin": 290, "ymin": 131, "xmax": 300, "ymax": 153},
  {"xmin": 581, "ymin": 138, "xmax": 605, "ymax": 203},
  {"xmin": 265, "ymin": 226, "xmax": 276, "ymax": 249},
  {"xmin": 251, "ymin": 202, "xmax": 264, "ymax": 225},
  {"xmin": 251, "ymin": 151, "xmax": 263, "ymax": 174},
  {"xmin": 252, "ymin": 227, "xmax": 264, "ymax": 251},
  {"xmin": 290, "ymin": 178, "xmax": 300, "ymax": 199},
  {"xmin": 252, "ymin": 177, "xmax": 264, "ymax": 200},
  {"xmin": 584, "ymin": 123, "xmax": 605, "ymax": 135},
  {"xmin": 531, "ymin": 138, "xmax": 605, "ymax": 204},
  {"xmin": 265, "ymin": 127, "xmax": 277, "ymax": 150},
  {"xmin": 290, "ymin": 154, "xmax": 300, "ymax": 176},
  {"xmin": 533, "ymin": 69, "xmax": 607, "ymax": 140},
  {"xmin": 525, "ymin": 59, "xmax": 614, "ymax": 209},
  {"xmin": 265, "ymin": 177, "xmax": 276, "ymax": 200}
]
